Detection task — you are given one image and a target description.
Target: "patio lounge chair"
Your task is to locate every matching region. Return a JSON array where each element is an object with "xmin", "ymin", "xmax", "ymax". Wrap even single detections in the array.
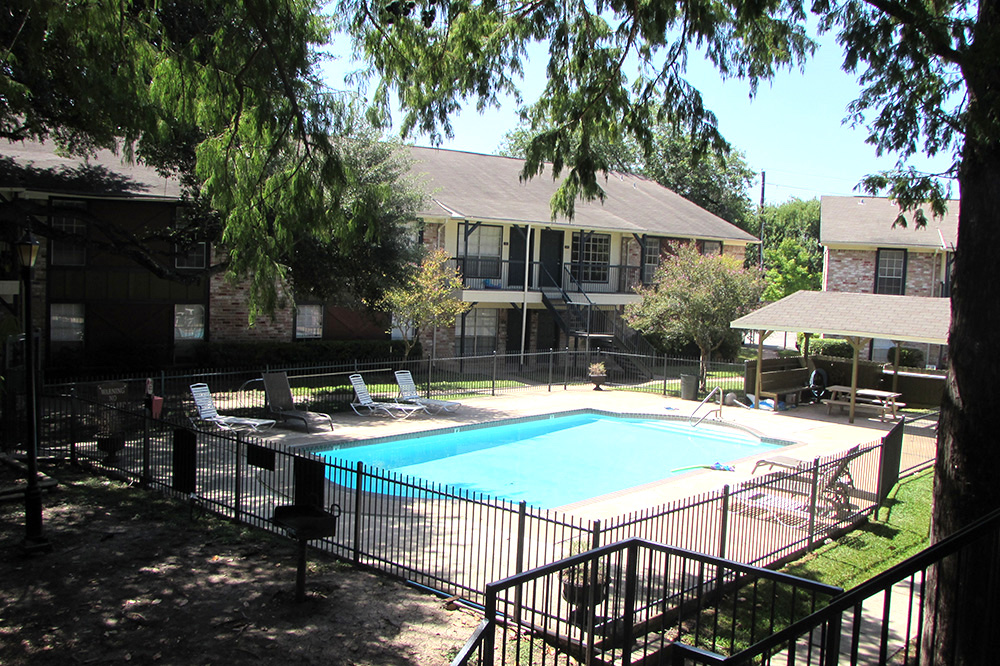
[
  {"xmin": 261, "ymin": 372, "xmax": 335, "ymax": 432},
  {"xmin": 394, "ymin": 370, "xmax": 461, "ymax": 414},
  {"xmin": 189, "ymin": 383, "xmax": 277, "ymax": 432},
  {"xmin": 735, "ymin": 445, "xmax": 862, "ymax": 525},
  {"xmin": 349, "ymin": 374, "xmax": 423, "ymax": 419}
]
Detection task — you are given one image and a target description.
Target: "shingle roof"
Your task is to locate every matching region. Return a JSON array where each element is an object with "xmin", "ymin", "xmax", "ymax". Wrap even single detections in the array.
[
  {"xmin": 1, "ymin": 139, "xmax": 179, "ymax": 199},
  {"xmin": 409, "ymin": 146, "xmax": 758, "ymax": 242},
  {"xmin": 730, "ymin": 290, "xmax": 950, "ymax": 344},
  {"xmin": 820, "ymin": 195, "xmax": 958, "ymax": 249}
]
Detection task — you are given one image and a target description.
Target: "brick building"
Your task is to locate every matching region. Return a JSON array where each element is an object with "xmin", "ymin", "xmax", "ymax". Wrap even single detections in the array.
[
  {"xmin": 820, "ymin": 195, "xmax": 957, "ymax": 365},
  {"xmin": 2, "ymin": 140, "xmax": 758, "ymax": 369}
]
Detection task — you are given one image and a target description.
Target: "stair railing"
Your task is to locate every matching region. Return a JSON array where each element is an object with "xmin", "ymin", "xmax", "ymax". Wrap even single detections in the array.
[{"xmin": 689, "ymin": 386, "xmax": 723, "ymax": 427}]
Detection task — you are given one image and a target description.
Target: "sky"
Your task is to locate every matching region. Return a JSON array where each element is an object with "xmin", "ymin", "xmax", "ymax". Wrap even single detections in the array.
[{"xmin": 321, "ymin": 29, "xmax": 955, "ymax": 205}]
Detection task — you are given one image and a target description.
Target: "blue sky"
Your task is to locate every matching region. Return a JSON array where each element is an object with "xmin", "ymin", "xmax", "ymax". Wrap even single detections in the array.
[{"xmin": 322, "ymin": 30, "xmax": 955, "ymax": 205}]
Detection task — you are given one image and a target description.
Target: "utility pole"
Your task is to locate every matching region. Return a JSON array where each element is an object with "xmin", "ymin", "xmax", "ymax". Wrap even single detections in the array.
[{"xmin": 758, "ymin": 171, "xmax": 766, "ymax": 270}]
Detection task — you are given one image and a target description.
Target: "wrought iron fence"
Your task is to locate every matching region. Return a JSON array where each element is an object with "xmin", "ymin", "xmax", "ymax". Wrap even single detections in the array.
[
  {"xmin": 33, "ymin": 349, "xmax": 746, "ymax": 439},
  {"xmin": 53, "ymin": 394, "xmax": 899, "ymax": 609}
]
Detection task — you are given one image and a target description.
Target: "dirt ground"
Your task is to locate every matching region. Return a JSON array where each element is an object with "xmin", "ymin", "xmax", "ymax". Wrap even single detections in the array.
[{"xmin": 0, "ymin": 459, "xmax": 483, "ymax": 666}]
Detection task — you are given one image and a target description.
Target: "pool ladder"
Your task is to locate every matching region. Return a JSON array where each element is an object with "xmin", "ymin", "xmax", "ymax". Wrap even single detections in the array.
[{"xmin": 689, "ymin": 387, "xmax": 723, "ymax": 427}]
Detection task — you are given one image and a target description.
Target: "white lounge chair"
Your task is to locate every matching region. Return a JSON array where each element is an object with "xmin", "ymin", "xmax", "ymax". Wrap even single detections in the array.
[
  {"xmin": 349, "ymin": 374, "xmax": 423, "ymax": 419},
  {"xmin": 394, "ymin": 370, "xmax": 461, "ymax": 414},
  {"xmin": 190, "ymin": 383, "xmax": 276, "ymax": 432}
]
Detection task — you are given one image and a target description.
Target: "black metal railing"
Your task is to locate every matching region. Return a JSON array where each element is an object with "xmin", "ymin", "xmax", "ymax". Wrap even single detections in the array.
[
  {"xmin": 464, "ymin": 539, "xmax": 841, "ymax": 666},
  {"xmin": 451, "ymin": 258, "xmax": 642, "ymax": 295}
]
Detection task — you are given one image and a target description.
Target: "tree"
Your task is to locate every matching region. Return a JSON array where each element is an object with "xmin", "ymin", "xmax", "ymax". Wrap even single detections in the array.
[
  {"xmin": 624, "ymin": 244, "xmax": 764, "ymax": 390},
  {"xmin": 498, "ymin": 123, "xmax": 756, "ymax": 230},
  {"xmin": 341, "ymin": 2, "xmax": 997, "ymax": 657},
  {"xmin": 759, "ymin": 198, "xmax": 823, "ymax": 300},
  {"xmin": 1, "ymin": 0, "xmax": 420, "ymax": 321},
  {"xmin": 376, "ymin": 249, "xmax": 471, "ymax": 358}
]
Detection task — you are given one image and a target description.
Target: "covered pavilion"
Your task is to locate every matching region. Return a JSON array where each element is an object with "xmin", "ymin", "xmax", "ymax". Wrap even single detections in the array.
[{"xmin": 731, "ymin": 291, "xmax": 950, "ymax": 422}]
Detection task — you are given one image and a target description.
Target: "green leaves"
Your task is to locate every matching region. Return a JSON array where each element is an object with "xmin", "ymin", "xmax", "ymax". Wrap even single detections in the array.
[
  {"xmin": 377, "ymin": 249, "xmax": 472, "ymax": 357},
  {"xmin": 625, "ymin": 243, "xmax": 763, "ymax": 385},
  {"xmin": 339, "ymin": 0, "xmax": 812, "ymax": 218}
]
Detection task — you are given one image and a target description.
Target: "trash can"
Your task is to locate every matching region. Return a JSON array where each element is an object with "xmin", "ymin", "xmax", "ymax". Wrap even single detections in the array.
[{"xmin": 680, "ymin": 374, "xmax": 698, "ymax": 400}]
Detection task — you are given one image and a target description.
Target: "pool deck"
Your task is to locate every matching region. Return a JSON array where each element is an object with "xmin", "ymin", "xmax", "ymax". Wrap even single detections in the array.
[{"xmin": 256, "ymin": 385, "xmax": 928, "ymax": 521}]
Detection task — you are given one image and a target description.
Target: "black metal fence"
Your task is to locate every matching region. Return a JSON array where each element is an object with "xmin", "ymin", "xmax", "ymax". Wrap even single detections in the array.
[
  {"xmin": 49, "ymin": 391, "xmax": 903, "ymax": 610},
  {"xmin": 459, "ymin": 508, "xmax": 1000, "ymax": 666},
  {"xmin": 30, "ymin": 349, "xmax": 744, "ymax": 442}
]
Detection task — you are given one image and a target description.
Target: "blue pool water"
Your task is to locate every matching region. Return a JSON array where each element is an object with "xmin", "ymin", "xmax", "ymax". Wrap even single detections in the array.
[{"xmin": 317, "ymin": 413, "xmax": 780, "ymax": 508}]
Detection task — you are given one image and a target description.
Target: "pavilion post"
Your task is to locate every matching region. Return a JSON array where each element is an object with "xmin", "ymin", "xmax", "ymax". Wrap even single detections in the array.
[
  {"xmin": 846, "ymin": 336, "xmax": 870, "ymax": 424},
  {"xmin": 891, "ymin": 341, "xmax": 902, "ymax": 393}
]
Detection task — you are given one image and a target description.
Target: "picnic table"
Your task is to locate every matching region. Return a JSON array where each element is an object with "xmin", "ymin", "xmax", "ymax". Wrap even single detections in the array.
[{"xmin": 823, "ymin": 385, "xmax": 905, "ymax": 421}]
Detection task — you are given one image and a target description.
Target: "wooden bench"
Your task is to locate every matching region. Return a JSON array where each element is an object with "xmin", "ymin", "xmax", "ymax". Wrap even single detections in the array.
[{"xmin": 757, "ymin": 367, "xmax": 811, "ymax": 407}]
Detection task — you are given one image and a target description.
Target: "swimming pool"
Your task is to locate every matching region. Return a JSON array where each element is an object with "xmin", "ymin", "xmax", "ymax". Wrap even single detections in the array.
[{"xmin": 316, "ymin": 412, "xmax": 783, "ymax": 509}]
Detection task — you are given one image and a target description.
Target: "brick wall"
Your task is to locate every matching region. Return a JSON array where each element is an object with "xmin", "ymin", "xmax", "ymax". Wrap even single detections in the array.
[
  {"xmin": 825, "ymin": 248, "xmax": 943, "ymax": 296},
  {"xmin": 208, "ymin": 249, "xmax": 294, "ymax": 342}
]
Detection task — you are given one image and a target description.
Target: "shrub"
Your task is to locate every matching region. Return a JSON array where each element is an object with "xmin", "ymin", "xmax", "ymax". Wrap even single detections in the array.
[
  {"xmin": 886, "ymin": 346, "xmax": 925, "ymax": 368},
  {"xmin": 809, "ymin": 338, "xmax": 854, "ymax": 358}
]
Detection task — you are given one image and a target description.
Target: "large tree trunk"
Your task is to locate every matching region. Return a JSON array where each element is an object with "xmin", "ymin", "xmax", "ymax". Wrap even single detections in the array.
[{"xmin": 923, "ymin": 19, "xmax": 1000, "ymax": 661}]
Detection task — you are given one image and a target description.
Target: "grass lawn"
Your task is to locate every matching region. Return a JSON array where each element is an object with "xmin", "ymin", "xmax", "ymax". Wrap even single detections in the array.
[{"xmin": 781, "ymin": 468, "xmax": 933, "ymax": 590}]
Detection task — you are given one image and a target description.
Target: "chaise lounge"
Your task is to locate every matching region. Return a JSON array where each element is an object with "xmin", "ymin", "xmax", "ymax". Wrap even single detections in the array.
[
  {"xmin": 261, "ymin": 372, "xmax": 335, "ymax": 432},
  {"xmin": 189, "ymin": 383, "xmax": 276, "ymax": 432},
  {"xmin": 394, "ymin": 370, "xmax": 461, "ymax": 414},
  {"xmin": 350, "ymin": 374, "xmax": 424, "ymax": 419}
]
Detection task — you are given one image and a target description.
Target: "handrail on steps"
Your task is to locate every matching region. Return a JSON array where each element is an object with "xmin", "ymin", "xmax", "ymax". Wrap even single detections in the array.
[{"xmin": 690, "ymin": 386, "xmax": 723, "ymax": 427}]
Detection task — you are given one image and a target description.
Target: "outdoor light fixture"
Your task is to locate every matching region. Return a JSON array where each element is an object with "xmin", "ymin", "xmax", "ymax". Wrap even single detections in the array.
[
  {"xmin": 15, "ymin": 231, "xmax": 40, "ymax": 269},
  {"xmin": 16, "ymin": 226, "xmax": 48, "ymax": 552}
]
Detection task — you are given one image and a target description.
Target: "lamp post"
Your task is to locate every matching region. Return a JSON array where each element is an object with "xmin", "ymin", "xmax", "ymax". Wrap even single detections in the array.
[{"xmin": 16, "ymin": 230, "xmax": 48, "ymax": 552}]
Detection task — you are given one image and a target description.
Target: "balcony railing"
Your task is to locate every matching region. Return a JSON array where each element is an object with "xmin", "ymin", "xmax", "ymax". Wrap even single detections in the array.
[{"xmin": 451, "ymin": 258, "xmax": 643, "ymax": 296}]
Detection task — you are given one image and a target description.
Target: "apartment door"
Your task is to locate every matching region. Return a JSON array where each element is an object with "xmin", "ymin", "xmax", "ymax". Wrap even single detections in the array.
[
  {"xmin": 508, "ymin": 226, "xmax": 534, "ymax": 288},
  {"xmin": 539, "ymin": 229, "xmax": 563, "ymax": 288}
]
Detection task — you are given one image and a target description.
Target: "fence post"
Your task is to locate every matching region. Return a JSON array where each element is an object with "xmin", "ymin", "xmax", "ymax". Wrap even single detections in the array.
[
  {"xmin": 426, "ymin": 355, "xmax": 433, "ymax": 399},
  {"xmin": 234, "ymin": 432, "xmax": 244, "ymax": 523},
  {"xmin": 69, "ymin": 387, "xmax": 78, "ymax": 466},
  {"xmin": 483, "ymin": 585, "xmax": 498, "ymax": 666},
  {"xmin": 662, "ymin": 354, "xmax": 669, "ymax": 396},
  {"xmin": 590, "ymin": 519, "xmax": 601, "ymax": 550},
  {"xmin": 719, "ymin": 484, "xmax": 730, "ymax": 560},
  {"xmin": 548, "ymin": 348, "xmax": 554, "ymax": 392},
  {"xmin": 514, "ymin": 501, "xmax": 527, "ymax": 626},
  {"xmin": 353, "ymin": 461, "xmax": 364, "ymax": 564},
  {"xmin": 622, "ymin": 541, "xmax": 639, "ymax": 661},
  {"xmin": 142, "ymin": 402, "xmax": 151, "ymax": 488},
  {"xmin": 807, "ymin": 458, "xmax": 820, "ymax": 549},
  {"xmin": 563, "ymin": 347, "xmax": 570, "ymax": 390},
  {"xmin": 491, "ymin": 351, "xmax": 498, "ymax": 396}
]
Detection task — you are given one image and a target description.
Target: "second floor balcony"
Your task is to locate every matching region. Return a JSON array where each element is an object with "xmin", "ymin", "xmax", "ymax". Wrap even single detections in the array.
[{"xmin": 452, "ymin": 257, "xmax": 646, "ymax": 298}]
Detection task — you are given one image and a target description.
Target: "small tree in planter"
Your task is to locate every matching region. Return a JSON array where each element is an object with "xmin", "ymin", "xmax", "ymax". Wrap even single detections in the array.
[
  {"xmin": 588, "ymin": 362, "xmax": 607, "ymax": 390},
  {"xmin": 559, "ymin": 540, "xmax": 609, "ymax": 618}
]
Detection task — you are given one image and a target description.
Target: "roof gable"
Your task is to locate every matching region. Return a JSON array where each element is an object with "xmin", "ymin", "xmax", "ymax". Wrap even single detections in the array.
[
  {"xmin": 1, "ymin": 139, "xmax": 179, "ymax": 199},
  {"xmin": 409, "ymin": 146, "xmax": 758, "ymax": 242},
  {"xmin": 820, "ymin": 195, "xmax": 958, "ymax": 250}
]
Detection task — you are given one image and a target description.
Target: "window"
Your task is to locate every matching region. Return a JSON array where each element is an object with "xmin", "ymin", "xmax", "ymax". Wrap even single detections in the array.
[
  {"xmin": 643, "ymin": 238, "xmax": 661, "ymax": 283},
  {"xmin": 700, "ymin": 240, "xmax": 723, "ymax": 256},
  {"xmin": 295, "ymin": 304, "xmax": 323, "ymax": 339},
  {"xmin": 458, "ymin": 308, "xmax": 498, "ymax": 355},
  {"xmin": 571, "ymin": 232, "xmax": 611, "ymax": 282},
  {"xmin": 174, "ymin": 304, "xmax": 205, "ymax": 341},
  {"xmin": 460, "ymin": 224, "xmax": 502, "ymax": 278},
  {"xmin": 50, "ymin": 201, "xmax": 88, "ymax": 266},
  {"xmin": 175, "ymin": 242, "xmax": 207, "ymax": 269},
  {"xmin": 875, "ymin": 249, "xmax": 907, "ymax": 295},
  {"xmin": 50, "ymin": 304, "xmax": 85, "ymax": 343}
]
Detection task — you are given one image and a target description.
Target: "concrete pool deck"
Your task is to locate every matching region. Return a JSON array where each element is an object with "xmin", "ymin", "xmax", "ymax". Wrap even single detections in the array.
[{"xmin": 256, "ymin": 385, "xmax": 933, "ymax": 521}]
